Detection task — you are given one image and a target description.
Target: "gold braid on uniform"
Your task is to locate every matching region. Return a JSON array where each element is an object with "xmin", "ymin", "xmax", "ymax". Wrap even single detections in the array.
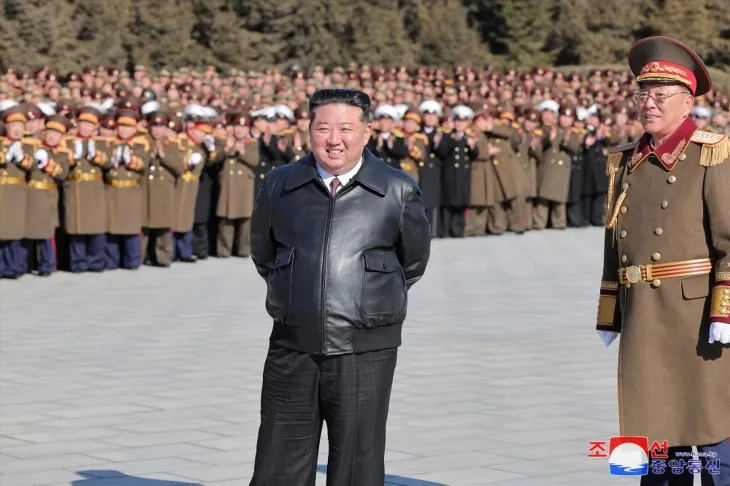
[
  {"xmin": 691, "ymin": 131, "xmax": 730, "ymax": 167},
  {"xmin": 604, "ymin": 151, "xmax": 623, "ymax": 229}
]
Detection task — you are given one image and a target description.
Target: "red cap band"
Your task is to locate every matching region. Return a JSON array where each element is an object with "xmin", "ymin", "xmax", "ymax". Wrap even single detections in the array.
[{"xmin": 638, "ymin": 61, "xmax": 697, "ymax": 94}]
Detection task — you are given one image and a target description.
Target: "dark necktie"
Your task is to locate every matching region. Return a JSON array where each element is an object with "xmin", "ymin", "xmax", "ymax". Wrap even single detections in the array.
[{"xmin": 330, "ymin": 177, "xmax": 341, "ymax": 196}]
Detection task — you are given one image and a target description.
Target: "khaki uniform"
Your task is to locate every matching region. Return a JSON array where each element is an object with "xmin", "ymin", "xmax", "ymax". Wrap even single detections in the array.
[
  {"xmin": 400, "ymin": 132, "xmax": 428, "ymax": 183},
  {"xmin": 61, "ymin": 136, "xmax": 112, "ymax": 235},
  {"xmin": 291, "ymin": 129, "xmax": 310, "ymax": 162},
  {"xmin": 597, "ymin": 126, "xmax": 730, "ymax": 447},
  {"xmin": 106, "ymin": 136, "xmax": 148, "ymax": 235},
  {"xmin": 467, "ymin": 124, "xmax": 526, "ymax": 235},
  {"xmin": 533, "ymin": 126, "xmax": 583, "ymax": 229},
  {"xmin": 515, "ymin": 128, "xmax": 541, "ymax": 230},
  {"xmin": 172, "ymin": 135, "xmax": 206, "ymax": 233},
  {"xmin": 0, "ymin": 138, "xmax": 36, "ymax": 240},
  {"xmin": 141, "ymin": 137, "xmax": 186, "ymax": 266},
  {"xmin": 24, "ymin": 143, "xmax": 71, "ymax": 239},
  {"xmin": 216, "ymin": 138, "xmax": 259, "ymax": 257}
]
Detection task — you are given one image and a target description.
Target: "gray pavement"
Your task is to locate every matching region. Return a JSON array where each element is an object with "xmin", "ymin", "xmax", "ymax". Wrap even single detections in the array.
[{"xmin": 0, "ymin": 227, "xmax": 650, "ymax": 485}]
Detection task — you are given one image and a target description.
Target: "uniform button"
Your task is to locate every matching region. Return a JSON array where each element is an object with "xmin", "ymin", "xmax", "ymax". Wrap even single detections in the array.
[
  {"xmin": 454, "ymin": 163, "xmax": 459, "ymax": 168},
  {"xmin": 150, "ymin": 166, "xmax": 156, "ymax": 171},
  {"xmin": 621, "ymin": 255, "xmax": 627, "ymax": 263},
  {"xmin": 419, "ymin": 162, "xmax": 424, "ymax": 167},
  {"xmin": 661, "ymin": 200, "xmax": 668, "ymax": 209},
  {"xmin": 655, "ymin": 228, "xmax": 663, "ymax": 236},
  {"xmin": 229, "ymin": 170, "xmax": 234, "ymax": 175},
  {"xmin": 229, "ymin": 160, "xmax": 234, "ymax": 165},
  {"xmin": 261, "ymin": 162, "xmax": 266, "ymax": 166},
  {"xmin": 465, "ymin": 163, "xmax": 470, "ymax": 168},
  {"xmin": 465, "ymin": 147, "xmax": 469, "ymax": 152},
  {"xmin": 90, "ymin": 168, "xmax": 96, "ymax": 174},
  {"xmin": 679, "ymin": 153, "xmax": 686, "ymax": 161},
  {"xmin": 295, "ymin": 156, "xmax": 300, "ymax": 160},
  {"xmin": 259, "ymin": 174, "xmax": 264, "ymax": 179},
  {"xmin": 149, "ymin": 175, "xmax": 154, "ymax": 180},
  {"xmin": 238, "ymin": 170, "xmax": 242, "ymax": 175},
  {"xmin": 111, "ymin": 170, "xmax": 117, "ymax": 176},
  {"xmin": 429, "ymin": 163, "xmax": 434, "ymax": 168},
  {"xmin": 652, "ymin": 252, "xmax": 661, "ymax": 261},
  {"xmin": 652, "ymin": 279, "xmax": 661, "ymax": 287},
  {"xmin": 493, "ymin": 160, "xmax": 499, "ymax": 165},
  {"xmin": 558, "ymin": 160, "xmax": 564, "ymax": 165},
  {"xmin": 455, "ymin": 155, "xmax": 460, "ymax": 160},
  {"xmin": 667, "ymin": 175, "xmax": 676, "ymax": 183},
  {"xmin": 455, "ymin": 147, "xmax": 460, "ymax": 152},
  {"xmin": 622, "ymin": 182, "xmax": 629, "ymax": 190},
  {"xmin": 724, "ymin": 289, "xmax": 730, "ymax": 295},
  {"xmin": 620, "ymin": 230, "xmax": 627, "ymax": 238},
  {"xmin": 620, "ymin": 206, "xmax": 627, "ymax": 214},
  {"xmin": 430, "ymin": 153, "xmax": 435, "ymax": 158}
]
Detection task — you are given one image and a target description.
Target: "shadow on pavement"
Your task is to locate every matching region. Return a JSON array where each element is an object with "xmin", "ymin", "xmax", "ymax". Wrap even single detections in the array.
[
  {"xmin": 317, "ymin": 464, "xmax": 449, "ymax": 486},
  {"xmin": 72, "ymin": 470, "xmax": 203, "ymax": 485}
]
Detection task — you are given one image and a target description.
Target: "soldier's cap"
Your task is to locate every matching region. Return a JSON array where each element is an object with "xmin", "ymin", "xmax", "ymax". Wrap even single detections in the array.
[
  {"xmin": 22, "ymin": 102, "xmax": 43, "ymax": 120},
  {"xmin": 524, "ymin": 108, "xmax": 541, "ymax": 123},
  {"xmin": 538, "ymin": 99, "xmax": 560, "ymax": 114},
  {"xmin": 418, "ymin": 99, "xmax": 442, "ymax": 116},
  {"xmin": 117, "ymin": 96, "xmax": 141, "ymax": 113},
  {"xmin": 628, "ymin": 36, "xmax": 711, "ymax": 96},
  {"xmin": 295, "ymin": 102, "xmax": 309, "ymax": 120},
  {"xmin": 36, "ymin": 102, "xmax": 56, "ymax": 118},
  {"xmin": 452, "ymin": 105, "xmax": 475, "ymax": 121},
  {"xmin": 0, "ymin": 101, "xmax": 27, "ymax": 123},
  {"xmin": 229, "ymin": 113, "xmax": 248, "ymax": 126},
  {"xmin": 44, "ymin": 115, "xmax": 72, "ymax": 134},
  {"xmin": 691, "ymin": 105, "xmax": 712, "ymax": 119},
  {"xmin": 116, "ymin": 108, "xmax": 141, "ymax": 126},
  {"xmin": 559, "ymin": 105, "xmax": 576, "ymax": 118},
  {"xmin": 374, "ymin": 104, "xmax": 399, "ymax": 122},
  {"xmin": 100, "ymin": 116, "xmax": 115, "ymax": 130},
  {"xmin": 403, "ymin": 109, "xmax": 422, "ymax": 124},
  {"xmin": 146, "ymin": 110, "xmax": 169, "ymax": 126},
  {"xmin": 77, "ymin": 104, "xmax": 103, "ymax": 124}
]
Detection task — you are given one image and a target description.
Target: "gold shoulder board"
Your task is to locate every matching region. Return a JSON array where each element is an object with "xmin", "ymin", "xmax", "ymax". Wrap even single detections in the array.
[
  {"xmin": 391, "ymin": 129, "xmax": 404, "ymax": 137},
  {"xmin": 246, "ymin": 137, "xmax": 258, "ymax": 144},
  {"xmin": 533, "ymin": 128, "xmax": 543, "ymax": 136},
  {"xmin": 692, "ymin": 131, "xmax": 730, "ymax": 167},
  {"xmin": 608, "ymin": 140, "xmax": 638, "ymax": 154},
  {"xmin": 511, "ymin": 122, "xmax": 520, "ymax": 129}
]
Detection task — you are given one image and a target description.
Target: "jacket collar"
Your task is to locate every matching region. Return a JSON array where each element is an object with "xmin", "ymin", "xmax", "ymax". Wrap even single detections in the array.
[
  {"xmin": 284, "ymin": 148, "xmax": 387, "ymax": 196},
  {"xmin": 630, "ymin": 116, "xmax": 697, "ymax": 171}
]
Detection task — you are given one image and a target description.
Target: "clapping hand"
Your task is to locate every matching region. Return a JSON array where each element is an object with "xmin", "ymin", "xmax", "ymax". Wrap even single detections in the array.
[
  {"xmin": 467, "ymin": 136, "xmax": 478, "ymax": 149},
  {"xmin": 7, "ymin": 141, "xmax": 23, "ymax": 163},
  {"xmin": 33, "ymin": 149, "xmax": 49, "ymax": 169},
  {"xmin": 433, "ymin": 132, "xmax": 443, "ymax": 146},
  {"xmin": 549, "ymin": 125, "xmax": 558, "ymax": 141},
  {"xmin": 709, "ymin": 322, "xmax": 730, "ymax": 344},
  {"xmin": 123, "ymin": 145, "xmax": 131, "ymax": 166},
  {"xmin": 86, "ymin": 139, "xmax": 96, "ymax": 160},
  {"xmin": 277, "ymin": 137, "xmax": 289, "ymax": 152},
  {"xmin": 73, "ymin": 139, "xmax": 83, "ymax": 160},
  {"xmin": 111, "ymin": 146, "xmax": 123, "ymax": 167},
  {"xmin": 203, "ymin": 134, "xmax": 216, "ymax": 152},
  {"xmin": 487, "ymin": 145, "xmax": 500, "ymax": 156}
]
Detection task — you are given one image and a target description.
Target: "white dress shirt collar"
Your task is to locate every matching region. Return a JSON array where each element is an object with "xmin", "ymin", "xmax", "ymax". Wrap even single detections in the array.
[{"xmin": 316, "ymin": 156, "xmax": 363, "ymax": 192}]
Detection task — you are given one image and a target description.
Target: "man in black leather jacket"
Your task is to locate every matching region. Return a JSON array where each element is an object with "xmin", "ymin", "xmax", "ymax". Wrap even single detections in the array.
[{"xmin": 249, "ymin": 88, "xmax": 431, "ymax": 486}]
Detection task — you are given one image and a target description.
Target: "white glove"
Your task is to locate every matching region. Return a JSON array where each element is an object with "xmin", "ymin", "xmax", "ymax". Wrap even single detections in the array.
[
  {"xmin": 188, "ymin": 152, "xmax": 203, "ymax": 166},
  {"xmin": 598, "ymin": 330, "xmax": 619, "ymax": 347},
  {"xmin": 111, "ymin": 146, "xmax": 123, "ymax": 168},
  {"xmin": 123, "ymin": 145, "xmax": 131, "ymax": 165},
  {"xmin": 86, "ymin": 139, "xmax": 96, "ymax": 160},
  {"xmin": 709, "ymin": 322, "xmax": 730, "ymax": 344},
  {"xmin": 7, "ymin": 141, "xmax": 23, "ymax": 163},
  {"xmin": 73, "ymin": 139, "xmax": 83, "ymax": 160},
  {"xmin": 34, "ymin": 149, "xmax": 49, "ymax": 169},
  {"xmin": 203, "ymin": 135, "xmax": 216, "ymax": 152}
]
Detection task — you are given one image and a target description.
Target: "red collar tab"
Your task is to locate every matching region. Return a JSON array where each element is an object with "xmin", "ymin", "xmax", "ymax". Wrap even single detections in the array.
[{"xmin": 631, "ymin": 116, "xmax": 696, "ymax": 171}]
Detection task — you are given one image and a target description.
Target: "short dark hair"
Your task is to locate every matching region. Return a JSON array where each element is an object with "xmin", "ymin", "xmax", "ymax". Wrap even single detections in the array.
[{"xmin": 309, "ymin": 88, "xmax": 371, "ymax": 123}]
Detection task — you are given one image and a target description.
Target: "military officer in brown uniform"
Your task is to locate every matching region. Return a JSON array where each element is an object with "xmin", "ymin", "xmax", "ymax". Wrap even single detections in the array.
[
  {"xmin": 0, "ymin": 101, "xmax": 37, "ymax": 278},
  {"xmin": 596, "ymin": 36, "xmax": 730, "ymax": 484},
  {"xmin": 141, "ymin": 109, "xmax": 186, "ymax": 267},
  {"xmin": 515, "ymin": 109, "xmax": 542, "ymax": 230},
  {"xmin": 21, "ymin": 115, "xmax": 72, "ymax": 276},
  {"xmin": 533, "ymin": 102, "xmax": 584, "ymax": 229},
  {"xmin": 468, "ymin": 108, "xmax": 527, "ymax": 236},
  {"xmin": 291, "ymin": 104, "xmax": 311, "ymax": 161},
  {"xmin": 398, "ymin": 109, "xmax": 428, "ymax": 183},
  {"xmin": 64, "ymin": 105, "xmax": 111, "ymax": 272},
  {"xmin": 104, "ymin": 108, "xmax": 148, "ymax": 270},
  {"xmin": 216, "ymin": 114, "xmax": 259, "ymax": 258}
]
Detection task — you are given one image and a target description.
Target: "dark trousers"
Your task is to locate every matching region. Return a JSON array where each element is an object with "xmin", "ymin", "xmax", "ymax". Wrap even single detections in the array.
[
  {"xmin": 640, "ymin": 437, "xmax": 730, "ymax": 486},
  {"xmin": 567, "ymin": 202, "xmax": 586, "ymax": 228},
  {"xmin": 425, "ymin": 207, "xmax": 439, "ymax": 238},
  {"xmin": 173, "ymin": 230, "xmax": 194, "ymax": 262},
  {"xmin": 0, "ymin": 240, "xmax": 21, "ymax": 278},
  {"xmin": 581, "ymin": 193, "xmax": 607, "ymax": 227},
  {"xmin": 18, "ymin": 239, "xmax": 55, "ymax": 275},
  {"xmin": 105, "ymin": 234, "xmax": 142, "ymax": 270},
  {"xmin": 250, "ymin": 345, "xmax": 398, "ymax": 486},
  {"xmin": 193, "ymin": 222, "xmax": 209, "ymax": 259},
  {"xmin": 440, "ymin": 206, "xmax": 465, "ymax": 238},
  {"xmin": 69, "ymin": 234, "xmax": 106, "ymax": 272}
]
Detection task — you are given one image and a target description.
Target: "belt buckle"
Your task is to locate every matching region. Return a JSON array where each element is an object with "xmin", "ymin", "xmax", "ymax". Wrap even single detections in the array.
[{"xmin": 626, "ymin": 265, "xmax": 642, "ymax": 284}]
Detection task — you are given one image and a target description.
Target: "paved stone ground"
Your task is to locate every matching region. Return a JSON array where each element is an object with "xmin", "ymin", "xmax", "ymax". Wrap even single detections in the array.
[{"xmin": 0, "ymin": 227, "xmax": 664, "ymax": 485}]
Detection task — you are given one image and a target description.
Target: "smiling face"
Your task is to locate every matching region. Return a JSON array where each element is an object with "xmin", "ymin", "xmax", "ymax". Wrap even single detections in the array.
[
  {"xmin": 310, "ymin": 103, "xmax": 371, "ymax": 175},
  {"xmin": 637, "ymin": 82, "xmax": 694, "ymax": 140}
]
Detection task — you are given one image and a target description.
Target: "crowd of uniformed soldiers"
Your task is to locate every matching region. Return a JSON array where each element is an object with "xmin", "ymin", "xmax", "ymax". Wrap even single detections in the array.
[{"xmin": 0, "ymin": 64, "xmax": 728, "ymax": 278}]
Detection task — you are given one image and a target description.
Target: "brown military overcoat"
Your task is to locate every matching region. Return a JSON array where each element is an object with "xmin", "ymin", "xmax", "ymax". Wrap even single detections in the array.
[
  {"xmin": 106, "ymin": 136, "xmax": 148, "ymax": 235},
  {"xmin": 515, "ymin": 128, "xmax": 542, "ymax": 199},
  {"xmin": 24, "ymin": 144, "xmax": 72, "ymax": 239},
  {"xmin": 0, "ymin": 138, "xmax": 36, "ymax": 240},
  {"xmin": 172, "ymin": 135, "xmax": 205, "ymax": 233},
  {"xmin": 399, "ymin": 132, "xmax": 427, "ymax": 183},
  {"xmin": 471, "ymin": 124, "xmax": 525, "ymax": 207},
  {"xmin": 216, "ymin": 138, "xmax": 258, "ymax": 220},
  {"xmin": 61, "ymin": 136, "xmax": 112, "ymax": 235},
  {"xmin": 536, "ymin": 126, "xmax": 583, "ymax": 203},
  {"xmin": 597, "ymin": 120, "xmax": 730, "ymax": 447},
  {"xmin": 141, "ymin": 137, "xmax": 186, "ymax": 229}
]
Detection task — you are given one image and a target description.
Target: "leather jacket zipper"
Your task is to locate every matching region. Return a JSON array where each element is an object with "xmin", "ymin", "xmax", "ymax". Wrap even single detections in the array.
[{"xmin": 320, "ymin": 187, "xmax": 335, "ymax": 354}]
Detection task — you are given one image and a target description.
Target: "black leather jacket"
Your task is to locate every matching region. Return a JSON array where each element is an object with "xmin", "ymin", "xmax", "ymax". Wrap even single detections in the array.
[{"xmin": 251, "ymin": 149, "xmax": 431, "ymax": 356}]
